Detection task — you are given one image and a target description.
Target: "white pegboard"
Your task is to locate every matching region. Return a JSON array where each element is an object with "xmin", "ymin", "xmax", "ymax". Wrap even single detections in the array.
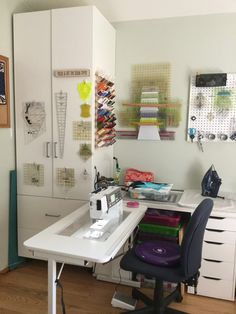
[{"xmin": 187, "ymin": 73, "xmax": 236, "ymax": 142}]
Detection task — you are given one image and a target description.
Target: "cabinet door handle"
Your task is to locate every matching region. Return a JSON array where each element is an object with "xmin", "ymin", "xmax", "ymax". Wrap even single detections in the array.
[
  {"xmin": 46, "ymin": 142, "xmax": 50, "ymax": 158},
  {"xmin": 45, "ymin": 213, "xmax": 61, "ymax": 218},
  {"xmin": 54, "ymin": 142, "xmax": 58, "ymax": 158}
]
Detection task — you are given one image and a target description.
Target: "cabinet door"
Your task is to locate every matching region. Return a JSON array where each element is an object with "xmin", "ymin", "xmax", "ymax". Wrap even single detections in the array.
[
  {"xmin": 14, "ymin": 11, "xmax": 53, "ymax": 197},
  {"xmin": 51, "ymin": 7, "xmax": 94, "ymax": 199}
]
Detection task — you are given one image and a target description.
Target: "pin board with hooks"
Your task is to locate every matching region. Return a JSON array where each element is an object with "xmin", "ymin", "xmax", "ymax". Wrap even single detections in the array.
[{"xmin": 187, "ymin": 73, "xmax": 236, "ymax": 143}]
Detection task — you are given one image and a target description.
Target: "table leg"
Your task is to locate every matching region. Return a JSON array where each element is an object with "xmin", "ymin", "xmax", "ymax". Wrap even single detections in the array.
[{"xmin": 48, "ymin": 259, "xmax": 57, "ymax": 314}]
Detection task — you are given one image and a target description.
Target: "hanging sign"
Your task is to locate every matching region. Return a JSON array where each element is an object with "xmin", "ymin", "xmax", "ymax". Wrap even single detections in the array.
[{"xmin": 54, "ymin": 69, "xmax": 90, "ymax": 78}]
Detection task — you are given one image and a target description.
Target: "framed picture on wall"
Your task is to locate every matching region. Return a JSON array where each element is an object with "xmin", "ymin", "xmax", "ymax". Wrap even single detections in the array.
[{"xmin": 0, "ymin": 55, "xmax": 10, "ymax": 127}]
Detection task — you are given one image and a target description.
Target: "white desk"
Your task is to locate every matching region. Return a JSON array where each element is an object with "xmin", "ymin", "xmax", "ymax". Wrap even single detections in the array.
[
  {"xmin": 24, "ymin": 190, "xmax": 236, "ymax": 312},
  {"xmin": 24, "ymin": 202, "xmax": 147, "ymax": 314}
]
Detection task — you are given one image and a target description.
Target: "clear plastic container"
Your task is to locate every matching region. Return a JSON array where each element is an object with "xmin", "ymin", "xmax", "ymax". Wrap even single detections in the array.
[{"xmin": 129, "ymin": 184, "xmax": 173, "ymax": 201}]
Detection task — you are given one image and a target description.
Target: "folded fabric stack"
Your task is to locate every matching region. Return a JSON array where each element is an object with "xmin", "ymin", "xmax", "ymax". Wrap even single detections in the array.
[{"xmin": 138, "ymin": 86, "xmax": 160, "ymax": 140}]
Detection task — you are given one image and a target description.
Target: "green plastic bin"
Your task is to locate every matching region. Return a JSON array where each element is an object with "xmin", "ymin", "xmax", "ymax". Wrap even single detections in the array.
[{"xmin": 139, "ymin": 223, "xmax": 181, "ymax": 237}]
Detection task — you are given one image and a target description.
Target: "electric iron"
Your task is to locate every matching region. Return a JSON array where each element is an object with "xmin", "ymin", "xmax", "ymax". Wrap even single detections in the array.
[{"xmin": 201, "ymin": 165, "xmax": 222, "ymax": 198}]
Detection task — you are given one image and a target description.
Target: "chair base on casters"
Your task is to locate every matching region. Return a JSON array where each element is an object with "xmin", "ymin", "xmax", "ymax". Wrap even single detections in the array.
[{"xmin": 121, "ymin": 281, "xmax": 188, "ymax": 314}]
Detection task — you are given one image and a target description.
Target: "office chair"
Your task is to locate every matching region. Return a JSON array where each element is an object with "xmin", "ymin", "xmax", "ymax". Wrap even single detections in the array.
[{"xmin": 120, "ymin": 198, "xmax": 213, "ymax": 314}]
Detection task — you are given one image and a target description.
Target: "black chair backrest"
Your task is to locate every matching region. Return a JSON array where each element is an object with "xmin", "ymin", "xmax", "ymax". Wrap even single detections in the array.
[{"xmin": 180, "ymin": 199, "xmax": 213, "ymax": 278}]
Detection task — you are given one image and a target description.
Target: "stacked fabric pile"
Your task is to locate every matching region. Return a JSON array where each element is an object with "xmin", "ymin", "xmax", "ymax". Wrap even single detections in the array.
[
  {"xmin": 140, "ymin": 86, "xmax": 159, "ymax": 125},
  {"xmin": 138, "ymin": 86, "xmax": 160, "ymax": 140}
]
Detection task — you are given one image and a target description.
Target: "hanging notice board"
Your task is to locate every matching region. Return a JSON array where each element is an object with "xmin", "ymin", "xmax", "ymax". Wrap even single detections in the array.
[
  {"xmin": 187, "ymin": 73, "xmax": 236, "ymax": 142},
  {"xmin": 0, "ymin": 55, "xmax": 10, "ymax": 127}
]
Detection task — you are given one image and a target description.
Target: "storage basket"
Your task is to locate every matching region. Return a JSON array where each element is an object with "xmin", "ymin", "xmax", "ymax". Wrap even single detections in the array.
[
  {"xmin": 142, "ymin": 208, "xmax": 182, "ymax": 227},
  {"xmin": 139, "ymin": 223, "xmax": 181, "ymax": 237}
]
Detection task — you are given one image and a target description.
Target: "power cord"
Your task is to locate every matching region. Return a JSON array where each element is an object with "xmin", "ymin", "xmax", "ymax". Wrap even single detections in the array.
[{"xmin": 55, "ymin": 263, "xmax": 66, "ymax": 314}]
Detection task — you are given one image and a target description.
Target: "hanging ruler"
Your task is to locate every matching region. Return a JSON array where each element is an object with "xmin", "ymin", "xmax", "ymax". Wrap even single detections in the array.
[{"xmin": 55, "ymin": 91, "xmax": 67, "ymax": 158}]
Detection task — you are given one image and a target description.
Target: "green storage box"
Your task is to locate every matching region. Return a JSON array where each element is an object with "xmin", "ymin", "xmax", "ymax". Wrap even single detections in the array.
[{"xmin": 139, "ymin": 223, "xmax": 181, "ymax": 237}]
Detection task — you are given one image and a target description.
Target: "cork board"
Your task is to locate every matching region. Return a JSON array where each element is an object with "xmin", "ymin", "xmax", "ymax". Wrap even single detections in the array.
[{"xmin": 0, "ymin": 55, "xmax": 10, "ymax": 128}]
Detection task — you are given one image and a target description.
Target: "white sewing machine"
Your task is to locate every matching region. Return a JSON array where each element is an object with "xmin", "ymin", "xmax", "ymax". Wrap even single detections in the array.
[
  {"xmin": 86, "ymin": 186, "xmax": 123, "ymax": 238},
  {"xmin": 89, "ymin": 186, "xmax": 123, "ymax": 221}
]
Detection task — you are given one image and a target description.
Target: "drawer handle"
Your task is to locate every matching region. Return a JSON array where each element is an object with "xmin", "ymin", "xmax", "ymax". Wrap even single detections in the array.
[
  {"xmin": 204, "ymin": 240, "xmax": 223, "ymax": 245},
  {"xmin": 206, "ymin": 228, "xmax": 224, "ymax": 233},
  {"xmin": 209, "ymin": 216, "xmax": 225, "ymax": 220},
  {"xmin": 202, "ymin": 276, "xmax": 221, "ymax": 281},
  {"xmin": 45, "ymin": 213, "xmax": 61, "ymax": 218},
  {"xmin": 203, "ymin": 258, "xmax": 222, "ymax": 263}
]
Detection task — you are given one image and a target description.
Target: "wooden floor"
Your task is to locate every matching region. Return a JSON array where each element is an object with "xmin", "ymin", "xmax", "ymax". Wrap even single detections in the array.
[{"xmin": 0, "ymin": 260, "xmax": 235, "ymax": 314}]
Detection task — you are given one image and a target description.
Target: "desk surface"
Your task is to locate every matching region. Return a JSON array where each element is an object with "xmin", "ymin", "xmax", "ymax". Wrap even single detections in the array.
[
  {"xmin": 24, "ymin": 189, "xmax": 236, "ymax": 265},
  {"xmin": 125, "ymin": 189, "xmax": 236, "ymax": 218},
  {"xmin": 24, "ymin": 202, "xmax": 147, "ymax": 265}
]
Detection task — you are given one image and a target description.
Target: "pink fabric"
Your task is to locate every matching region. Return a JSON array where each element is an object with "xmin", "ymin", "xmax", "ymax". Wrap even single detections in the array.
[{"xmin": 125, "ymin": 168, "xmax": 154, "ymax": 185}]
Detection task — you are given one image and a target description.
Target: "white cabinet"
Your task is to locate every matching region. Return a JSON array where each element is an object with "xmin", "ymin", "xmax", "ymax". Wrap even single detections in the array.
[
  {"xmin": 188, "ymin": 216, "xmax": 236, "ymax": 301},
  {"xmin": 13, "ymin": 6, "xmax": 116, "ymax": 257},
  {"xmin": 197, "ymin": 216, "xmax": 236, "ymax": 301}
]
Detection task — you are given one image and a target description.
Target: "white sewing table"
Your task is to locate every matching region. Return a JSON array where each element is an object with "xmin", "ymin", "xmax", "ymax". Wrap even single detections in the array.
[
  {"xmin": 24, "ymin": 190, "xmax": 236, "ymax": 313},
  {"xmin": 24, "ymin": 201, "xmax": 148, "ymax": 314}
]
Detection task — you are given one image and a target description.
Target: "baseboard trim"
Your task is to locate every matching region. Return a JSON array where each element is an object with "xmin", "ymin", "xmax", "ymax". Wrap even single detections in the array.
[{"xmin": 0, "ymin": 267, "xmax": 9, "ymax": 274}]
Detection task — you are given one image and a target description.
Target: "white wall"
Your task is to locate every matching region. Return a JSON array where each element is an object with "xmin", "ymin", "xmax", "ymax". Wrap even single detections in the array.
[
  {"xmin": 0, "ymin": 1, "xmax": 17, "ymax": 271},
  {"xmin": 1, "ymin": 0, "xmax": 236, "ymax": 270},
  {"xmin": 114, "ymin": 13, "xmax": 236, "ymax": 193}
]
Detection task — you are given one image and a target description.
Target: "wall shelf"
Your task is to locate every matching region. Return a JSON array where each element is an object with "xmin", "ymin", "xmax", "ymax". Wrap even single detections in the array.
[
  {"xmin": 123, "ymin": 103, "xmax": 180, "ymax": 108},
  {"xmin": 130, "ymin": 122, "xmax": 162, "ymax": 126}
]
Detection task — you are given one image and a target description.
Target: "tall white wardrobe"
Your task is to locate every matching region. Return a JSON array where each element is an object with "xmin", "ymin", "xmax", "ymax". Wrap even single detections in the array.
[{"xmin": 13, "ymin": 6, "xmax": 116, "ymax": 257}]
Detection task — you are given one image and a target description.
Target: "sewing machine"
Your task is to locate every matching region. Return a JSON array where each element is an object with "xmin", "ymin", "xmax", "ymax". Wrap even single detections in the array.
[
  {"xmin": 85, "ymin": 186, "xmax": 123, "ymax": 239},
  {"xmin": 89, "ymin": 186, "xmax": 123, "ymax": 221}
]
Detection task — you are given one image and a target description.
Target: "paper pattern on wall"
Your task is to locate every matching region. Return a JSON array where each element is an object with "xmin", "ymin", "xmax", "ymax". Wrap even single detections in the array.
[
  {"xmin": 57, "ymin": 168, "xmax": 75, "ymax": 187},
  {"xmin": 55, "ymin": 91, "xmax": 67, "ymax": 158},
  {"xmin": 23, "ymin": 163, "xmax": 44, "ymax": 186},
  {"xmin": 23, "ymin": 101, "xmax": 46, "ymax": 143},
  {"xmin": 79, "ymin": 143, "xmax": 92, "ymax": 161},
  {"xmin": 73, "ymin": 121, "xmax": 92, "ymax": 140}
]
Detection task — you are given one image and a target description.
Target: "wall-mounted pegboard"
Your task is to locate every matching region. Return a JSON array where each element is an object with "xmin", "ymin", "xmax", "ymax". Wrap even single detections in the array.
[{"xmin": 187, "ymin": 73, "xmax": 236, "ymax": 142}]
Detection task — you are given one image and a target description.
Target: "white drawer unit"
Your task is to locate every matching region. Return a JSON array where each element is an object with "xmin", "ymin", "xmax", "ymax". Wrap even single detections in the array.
[
  {"xmin": 204, "ymin": 229, "xmax": 236, "ymax": 244},
  {"xmin": 207, "ymin": 216, "xmax": 236, "ymax": 231},
  {"xmin": 195, "ymin": 215, "xmax": 236, "ymax": 301},
  {"xmin": 202, "ymin": 241, "xmax": 235, "ymax": 262},
  {"xmin": 200, "ymin": 259, "xmax": 235, "ymax": 280},
  {"xmin": 197, "ymin": 276, "xmax": 235, "ymax": 301},
  {"xmin": 177, "ymin": 190, "xmax": 236, "ymax": 301}
]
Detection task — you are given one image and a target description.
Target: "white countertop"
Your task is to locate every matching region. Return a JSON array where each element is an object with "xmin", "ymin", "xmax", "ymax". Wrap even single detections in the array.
[
  {"xmin": 125, "ymin": 189, "xmax": 236, "ymax": 218},
  {"xmin": 24, "ymin": 189, "xmax": 236, "ymax": 265},
  {"xmin": 24, "ymin": 202, "xmax": 147, "ymax": 265},
  {"xmin": 178, "ymin": 189, "xmax": 236, "ymax": 217}
]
